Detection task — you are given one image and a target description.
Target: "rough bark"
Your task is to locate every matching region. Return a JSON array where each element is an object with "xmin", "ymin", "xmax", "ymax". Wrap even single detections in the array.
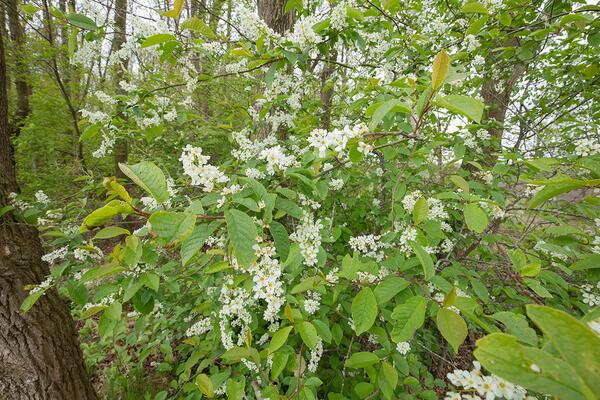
[
  {"xmin": 0, "ymin": 21, "xmax": 97, "ymax": 400},
  {"xmin": 111, "ymin": 0, "xmax": 129, "ymax": 178},
  {"xmin": 257, "ymin": 0, "xmax": 295, "ymax": 34}
]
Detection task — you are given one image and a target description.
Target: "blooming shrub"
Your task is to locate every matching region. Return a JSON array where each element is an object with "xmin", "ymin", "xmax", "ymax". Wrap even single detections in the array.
[{"xmin": 12, "ymin": 0, "xmax": 600, "ymax": 398}]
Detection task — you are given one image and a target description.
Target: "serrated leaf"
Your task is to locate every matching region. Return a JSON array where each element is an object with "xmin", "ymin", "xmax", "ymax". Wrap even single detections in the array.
[
  {"xmin": 352, "ymin": 287, "xmax": 378, "ymax": 335},
  {"xmin": 148, "ymin": 211, "xmax": 195, "ymax": 244},
  {"xmin": 412, "ymin": 197, "xmax": 429, "ymax": 225},
  {"xmin": 268, "ymin": 326, "xmax": 293, "ymax": 354},
  {"xmin": 463, "ymin": 203, "xmax": 488, "ymax": 233},
  {"xmin": 345, "ymin": 352, "xmax": 379, "ymax": 368},
  {"xmin": 119, "ymin": 161, "xmax": 170, "ymax": 204},
  {"xmin": 431, "ymin": 49, "xmax": 449, "ymax": 90},
  {"xmin": 410, "ymin": 241, "xmax": 435, "ymax": 280},
  {"xmin": 225, "ymin": 209, "xmax": 257, "ymax": 268},
  {"xmin": 437, "ymin": 308, "xmax": 468, "ymax": 353},
  {"xmin": 433, "ymin": 95, "xmax": 484, "ymax": 123}
]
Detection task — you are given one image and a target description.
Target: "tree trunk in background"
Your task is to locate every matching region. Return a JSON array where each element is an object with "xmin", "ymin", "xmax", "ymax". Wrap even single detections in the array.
[
  {"xmin": 0, "ymin": 22, "xmax": 97, "ymax": 400},
  {"xmin": 320, "ymin": 48, "xmax": 338, "ymax": 130},
  {"xmin": 257, "ymin": 0, "xmax": 295, "ymax": 34},
  {"xmin": 7, "ymin": 0, "xmax": 32, "ymax": 136},
  {"xmin": 480, "ymin": 61, "xmax": 526, "ymax": 164},
  {"xmin": 111, "ymin": 0, "xmax": 129, "ymax": 178}
]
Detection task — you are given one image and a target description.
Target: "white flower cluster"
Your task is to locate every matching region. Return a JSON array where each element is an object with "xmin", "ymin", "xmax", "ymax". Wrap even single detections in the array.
[
  {"xmin": 303, "ymin": 291, "xmax": 321, "ymax": 315},
  {"xmin": 245, "ymin": 167, "xmax": 265, "ymax": 180},
  {"xmin": 330, "ymin": 178, "xmax": 344, "ymax": 190},
  {"xmin": 218, "ymin": 284, "xmax": 255, "ymax": 350},
  {"xmin": 30, "ymin": 276, "xmax": 54, "ymax": 295},
  {"xmin": 289, "ymin": 15, "xmax": 322, "ymax": 47},
  {"xmin": 446, "ymin": 362, "xmax": 531, "ymax": 400},
  {"xmin": 289, "ymin": 213, "xmax": 323, "ymax": 266},
  {"xmin": 461, "ymin": 129, "xmax": 489, "ymax": 150},
  {"xmin": 574, "ymin": 136, "xmax": 600, "ymax": 157},
  {"xmin": 307, "ymin": 338, "xmax": 324, "ymax": 373},
  {"xmin": 249, "ymin": 245, "xmax": 285, "ymax": 322},
  {"xmin": 349, "ymin": 234, "xmax": 390, "ymax": 262},
  {"xmin": 73, "ymin": 247, "xmax": 103, "ymax": 262},
  {"xmin": 180, "ymin": 145, "xmax": 228, "ymax": 192},
  {"xmin": 396, "ymin": 341, "xmax": 411, "ymax": 355},
  {"xmin": 8, "ymin": 192, "xmax": 29, "ymax": 209},
  {"xmin": 401, "ymin": 190, "xmax": 423, "ymax": 213},
  {"xmin": 330, "ymin": 2, "xmax": 349, "ymax": 31},
  {"xmin": 298, "ymin": 193, "xmax": 321, "ymax": 211},
  {"xmin": 236, "ymin": 5, "xmax": 280, "ymax": 44},
  {"xmin": 34, "ymin": 190, "xmax": 50, "ymax": 205},
  {"xmin": 83, "ymin": 293, "xmax": 116, "ymax": 312},
  {"xmin": 231, "ymin": 129, "xmax": 277, "ymax": 161},
  {"xmin": 185, "ymin": 317, "xmax": 212, "ymax": 337},
  {"xmin": 581, "ymin": 283, "xmax": 600, "ymax": 306},
  {"xmin": 92, "ymin": 130, "xmax": 116, "ymax": 158},
  {"xmin": 41, "ymin": 246, "xmax": 68, "ymax": 264},
  {"xmin": 397, "ymin": 223, "xmax": 418, "ymax": 255},
  {"xmin": 307, "ymin": 124, "xmax": 369, "ymax": 158},
  {"xmin": 259, "ymin": 145, "xmax": 298, "ymax": 175}
]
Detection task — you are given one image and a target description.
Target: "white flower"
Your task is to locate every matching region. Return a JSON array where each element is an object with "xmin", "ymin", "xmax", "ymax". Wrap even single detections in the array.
[
  {"xmin": 289, "ymin": 213, "xmax": 323, "ymax": 266},
  {"xmin": 34, "ymin": 190, "xmax": 50, "ymax": 205},
  {"xmin": 186, "ymin": 317, "xmax": 212, "ymax": 337},
  {"xmin": 307, "ymin": 338, "xmax": 323, "ymax": 372},
  {"xmin": 179, "ymin": 145, "xmax": 228, "ymax": 192},
  {"xmin": 396, "ymin": 341, "xmax": 411, "ymax": 355}
]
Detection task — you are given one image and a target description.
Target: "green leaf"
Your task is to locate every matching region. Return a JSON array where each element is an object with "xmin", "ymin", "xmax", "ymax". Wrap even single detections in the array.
[
  {"xmin": 369, "ymin": 99, "xmax": 412, "ymax": 130},
  {"xmin": 221, "ymin": 346, "xmax": 252, "ymax": 363},
  {"xmin": 81, "ymin": 200, "xmax": 133, "ymax": 231},
  {"xmin": 196, "ymin": 373, "xmax": 214, "ymax": 398},
  {"xmin": 374, "ymin": 276, "xmax": 409, "ymax": 304},
  {"xmin": 526, "ymin": 305, "xmax": 600, "ymax": 395},
  {"xmin": 20, "ymin": 289, "xmax": 46, "ymax": 312},
  {"xmin": 450, "ymin": 175, "xmax": 470, "ymax": 194},
  {"xmin": 291, "ymin": 276, "xmax": 322, "ymax": 294},
  {"xmin": 79, "ymin": 124, "xmax": 100, "ymax": 142},
  {"xmin": 296, "ymin": 321, "xmax": 318, "ymax": 349},
  {"xmin": 268, "ymin": 326, "xmax": 294, "ymax": 354},
  {"xmin": 180, "ymin": 221, "xmax": 221, "ymax": 266},
  {"xmin": 93, "ymin": 226, "xmax": 130, "ymax": 240},
  {"xmin": 390, "ymin": 296, "xmax": 427, "ymax": 342},
  {"xmin": 141, "ymin": 33, "xmax": 176, "ymax": 48},
  {"xmin": 412, "ymin": 197, "xmax": 429, "ymax": 225},
  {"xmin": 461, "ymin": 2, "xmax": 488, "ymax": 13},
  {"xmin": 490, "ymin": 312, "xmax": 537, "ymax": 346},
  {"xmin": 433, "ymin": 95, "xmax": 484, "ymax": 123},
  {"xmin": 528, "ymin": 183, "xmax": 584, "ymax": 209},
  {"xmin": 162, "ymin": 0, "xmax": 184, "ymax": 18},
  {"xmin": 148, "ymin": 211, "xmax": 195, "ymax": 244},
  {"xmin": 436, "ymin": 308, "xmax": 468, "ymax": 353},
  {"xmin": 431, "ymin": 49, "xmax": 449, "ymax": 90},
  {"xmin": 270, "ymin": 351, "xmax": 289, "ymax": 380},
  {"xmin": 345, "ymin": 352, "xmax": 379, "ymax": 369},
  {"xmin": 352, "ymin": 287, "xmax": 378, "ymax": 335},
  {"xmin": 572, "ymin": 254, "xmax": 600, "ymax": 271},
  {"xmin": 463, "ymin": 203, "xmax": 488, "ymax": 233},
  {"xmin": 378, "ymin": 361, "xmax": 398, "ymax": 400},
  {"xmin": 119, "ymin": 161, "xmax": 170, "ymax": 204},
  {"xmin": 225, "ymin": 209, "xmax": 257, "ymax": 268},
  {"xmin": 410, "ymin": 241, "xmax": 435, "ymax": 280},
  {"xmin": 520, "ymin": 262, "xmax": 541, "ymax": 277},
  {"xmin": 225, "ymin": 379, "xmax": 245, "ymax": 400},
  {"xmin": 66, "ymin": 13, "xmax": 98, "ymax": 30},
  {"xmin": 475, "ymin": 333, "xmax": 590, "ymax": 400},
  {"xmin": 274, "ymin": 197, "xmax": 304, "ymax": 219},
  {"xmin": 181, "ymin": 17, "xmax": 216, "ymax": 38},
  {"xmin": 269, "ymin": 221, "xmax": 290, "ymax": 261}
]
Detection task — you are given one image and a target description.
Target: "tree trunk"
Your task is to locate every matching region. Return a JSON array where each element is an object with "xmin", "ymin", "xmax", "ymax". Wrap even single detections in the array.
[
  {"xmin": 257, "ymin": 0, "xmax": 295, "ymax": 34},
  {"xmin": 111, "ymin": 0, "xmax": 129, "ymax": 178},
  {"xmin": 0, "ymin": 20, "xmax": 97, "ymax": 400},
  {"xmin": 7, "ymin": 0, "xmax": 32, "ymax": 135}
]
